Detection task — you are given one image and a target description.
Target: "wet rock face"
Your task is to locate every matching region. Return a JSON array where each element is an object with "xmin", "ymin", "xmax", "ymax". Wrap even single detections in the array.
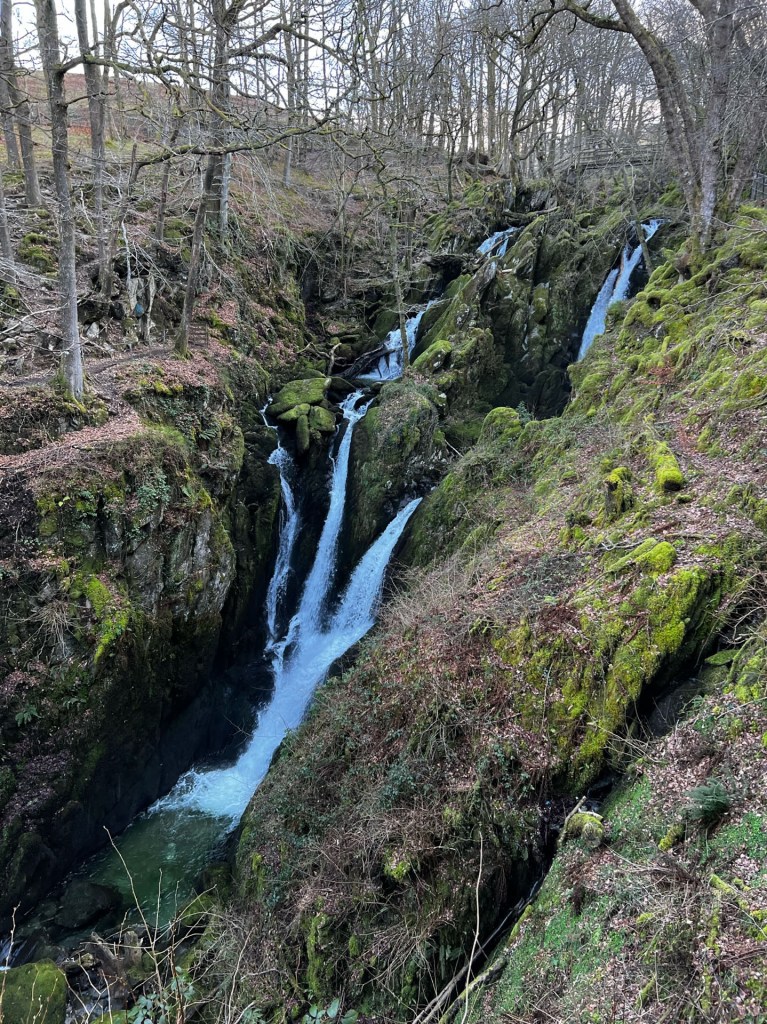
[
  {"xmin": 343, "ymin": 379, "xmax": 449, "ymax": 567},
  {"xmin": 0, "ymin": 369, "xmax": 281, "ymax": 926},
  {"xmin": 53, "ymin": 880, "xmax": 120, "ymax": 931}
]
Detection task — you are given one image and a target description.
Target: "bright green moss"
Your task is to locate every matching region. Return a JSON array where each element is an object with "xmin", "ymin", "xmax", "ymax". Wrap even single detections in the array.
[
  {"xmin": 268, "ymin": 377, "xmax": 330, "ymax": 417},
  {"xmin": 309, "ymin": 405, "xmax": 337, "ymax": 433},
  {"xmin": 479, "ymin": 407, "xmax": 522, "ymax": 446},
  {"xmin": 295, "ymin": 413, "xmax": 310, "ymax": 453},
  {"xmin": 0, "ymin": 960, "xmax": 68, "ymax": 1024},
  {"xmin": 412, "ymin": 339, "xmax": 452, "ymax": 373},
  {"xmin": 650, "ymin": 441, "xmax": 684, "ymax": 492}
]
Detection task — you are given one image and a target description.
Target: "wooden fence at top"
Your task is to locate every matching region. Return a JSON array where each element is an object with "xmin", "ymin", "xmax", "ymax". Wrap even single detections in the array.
[{"xmin": 751, "ymin": 172, "xmax": 767, "ymax": 205}]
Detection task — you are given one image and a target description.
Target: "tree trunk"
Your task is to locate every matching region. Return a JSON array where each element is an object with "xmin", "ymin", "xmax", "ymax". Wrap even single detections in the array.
[
  {"xmin": 74, "ymin": 0, "xmax": 108, "ymax": 292},
  {"xmin": 0, "ymin": 168, "xmax": 15, "ymax": 285},
  {"xmin": 34, "ymin": 0, "xmax": 82, "ymax": 397},
  {"xmin": 2, "ymin": 0, "xmax": 41, "ymax": 208},
  {"xmin": 0, "ymin": 0, "xmax": 20, "ymax": 170},
  {"xmin": 177, "ymin": 160, "xmax": 215, "ymax": 356}
]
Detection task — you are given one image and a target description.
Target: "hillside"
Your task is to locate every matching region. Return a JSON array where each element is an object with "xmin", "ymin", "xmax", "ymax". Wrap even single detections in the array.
[{"xmin": 220, "ymin": 206, "xmax": 767, "ymax": 1022}]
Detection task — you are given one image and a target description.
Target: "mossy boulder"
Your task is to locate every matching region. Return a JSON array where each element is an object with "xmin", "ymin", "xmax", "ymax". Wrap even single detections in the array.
[
  {"xmin": 308, "ymin": 405, "xmax": 337, "ymax": 433},
  {"xmin": 651, "ymin": 441, "xmax": 685, "ymax": 492},
  {"xmin": 344, "ymin": 379, "xmax": 447, "ymax": 566},
  {"xmin": 268, "ymin": 377, "xmax": 330, "ymax": 417},
  {"xmin": 412, "ymin": 339, "xmax": 452, "ymax": 373},
  {"xmin": 561, "ymin": 811, "xmax": 604, "ymax": 848},
  {"xmin": 277, "ymin": 402, "xmax": 311, "ymax": 423},
  {"xmin": 0, "ymin": 960, "xmax": 68, "ymax": 1024},
  {"xmin": 479, "ymin": 407, "xmax": 522, "ymax": 446}
]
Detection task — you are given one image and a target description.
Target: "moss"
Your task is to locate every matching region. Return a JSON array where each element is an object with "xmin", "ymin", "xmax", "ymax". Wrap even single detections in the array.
[
  {"xmin": 18, "ymin": 232, "xmax": 56, "ymax": 273},
  {"xmin": 308, "ymin": 405, "xmax": 337, "ymax": 433},
  {"xmin": 412, "ymin": 340, "xmax": 452, "ymax": 373},
  {"xmin": 650, "ymin": 441, "xmax": 685, "ymax": 492},
  {"xmin": 305, "ymin": 911, "xmax": 333, "ymax": 1000},
  {"xmin": 0, "ymin": 960, "xmax": 68, "ymax": 1024},
  {"xmin": 561, "ymin": 811, "xmax": 604, "ymax": 848},
  {"xmin": 658, "ymin": 821, "xmax": 685, "ymax": 852},
  {"xmin": 268, "ymin": 377, "xmax": 330, "ymax": 417},
  {"xmin": 277, "ymin": 402, "xmax": 311, "ymax": 423},
  {"xmin": 295, "ymin": 413, "xmax": 310, "ymax": 454},
  {"xmin": 608, "ymin": 538, "xmax": 678, "ymax": 576},
  {"xmin": 603, "ymin": 466, "xmax": 634, "ymax": 521},
  {"xmin": 479, "ymin": 407, "xmax": 522, "ymax": 446}
]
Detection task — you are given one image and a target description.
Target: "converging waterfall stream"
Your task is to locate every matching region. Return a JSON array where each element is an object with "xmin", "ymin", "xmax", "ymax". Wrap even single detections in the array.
[
  {"xmin": 578, "ymin": 219, "xmax": 663, "ymax": 360},
  {"xmin": 364, "ymin": 301, "xmax": 438, "ymax": 381},
  {"xmin": 476, "ymin": 226, "xmax": 518, "ymax": 258},
  {"xmin": 47, "ymin": 392, "xmax": 420, "ymax": 932}
]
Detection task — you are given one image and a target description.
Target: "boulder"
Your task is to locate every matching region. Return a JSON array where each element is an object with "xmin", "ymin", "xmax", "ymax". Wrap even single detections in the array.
[
  {"xmin": 53, "ymin": 879, "xmax": 120, "ymax": 930},
  {"xmin": 0, "ymin": 960, "xmax": 68, "ymax": 1024}
]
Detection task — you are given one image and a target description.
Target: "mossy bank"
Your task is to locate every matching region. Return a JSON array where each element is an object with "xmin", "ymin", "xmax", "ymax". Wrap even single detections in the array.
[{"xmin": 211, "ymin": 208, "xmax": 767, "ymax": 1022}]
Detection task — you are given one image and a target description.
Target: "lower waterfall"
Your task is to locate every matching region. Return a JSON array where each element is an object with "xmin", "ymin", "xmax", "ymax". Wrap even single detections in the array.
[{"xmin": 57, "ymin": 392, "xmax": 419, "ymax": 926}]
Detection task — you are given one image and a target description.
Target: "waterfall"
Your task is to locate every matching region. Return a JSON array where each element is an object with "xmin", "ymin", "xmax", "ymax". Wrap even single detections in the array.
[
  {"xmin": 293, "ymin": 392, "xmax": 371, "ymax": 632},
  {"xmin": 264, "ymin": 443, "xmax": 300, "ymax": 650},
  {"xmin": 578, "ymin": 219, "xmax": 663, "ymax": 360},
  {"xmin": 167, "ymin": 496, "xmax": 420, "ymax": 822},
  {"xmin": 365, "ymin": 300, "xmax": 438, "ymax": 382},
  {"xmin": 477, "ymin": 226, "xmax": 518, "ymax": 258},
  {"xmin": 66, "ymin": 393, "xmax": 422, "ymax": 923},
  {"xmin": 153, "ymin": 392, "xmax": 416, "ymax": 824}
]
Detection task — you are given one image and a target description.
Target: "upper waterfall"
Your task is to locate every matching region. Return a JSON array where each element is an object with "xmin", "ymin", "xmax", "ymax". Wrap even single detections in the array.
[
  {"xmin": 365, "ymin": 301, "xmax": 438, "ymax": 382},
  {"xmin": 578, "ymin": 219, "xmax": 663, "ymax": 360},
  {"xmin": 477, "ymin": 226, "xmax": 518, "ymax": 258}
]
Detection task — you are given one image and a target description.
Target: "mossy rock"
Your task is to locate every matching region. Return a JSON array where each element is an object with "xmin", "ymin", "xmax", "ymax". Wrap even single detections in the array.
[
  {"xmin": 308, "ymin": 405, "xmax": 337, "ymax": 433},
  {"xmin": 412, "ymin": 340, "xmax": 452, "ymax": 374},
  {"xmin": 479, "ymin": 407, "xmax": 522, "ymax": 446},
  {"xmin": 295, "ymin": 413, "xmax": 310, "ymax": 454},
  {"xmin": 562, "ymin": 811, "xmax": 604, "ymax": 848},
  {"xmin": 268, "ymin": 378, "xmax": 330, "ymax": 417},
  {"xmin": 0, "ymin": 960, "xmax": 68, "ymax": 1024},
  {"xmin": 651, "ymin": 442, "xmax": 685, "ymax": 492},
  {"xmin": 277, "ymin": 402, "xmax": 311, "ymax": 423}
]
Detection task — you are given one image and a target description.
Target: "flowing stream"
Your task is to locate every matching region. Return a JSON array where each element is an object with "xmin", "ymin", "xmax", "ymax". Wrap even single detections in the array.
[
  {"xmin": 476, "ymin": 226, "xmax": 518, "ymax": 258},
  {"xmin": 47, "ymin": 392, "xmax": 420, "ymax": 931},
  {"xmin": 578, "ymin": 219, "xmax": 663, "ymax": 360},
  {"xmin": 364, "ymin": 301, "xmax": 438, "ymax": 381}
]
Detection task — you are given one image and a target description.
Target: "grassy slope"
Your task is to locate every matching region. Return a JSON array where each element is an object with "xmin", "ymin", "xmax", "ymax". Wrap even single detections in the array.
[{"xmin": 218, "ymin": 207, "xmax": 767, "ymax": 1022}]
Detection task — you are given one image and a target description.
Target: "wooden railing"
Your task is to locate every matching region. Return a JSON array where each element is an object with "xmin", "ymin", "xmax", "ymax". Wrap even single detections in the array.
[
  {"xmin": 552, "ymin": 140, "xmax": 661, "ymax": 175},
  {"xmin": 751, "ymin": 171, "xmax": 767, "ymax": 206}
]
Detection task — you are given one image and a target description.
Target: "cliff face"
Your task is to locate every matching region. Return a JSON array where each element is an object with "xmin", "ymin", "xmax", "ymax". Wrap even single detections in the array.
[
  {"xmin": 0, "ymin": 343, "xmax": 284, "ymax": 921},
  {"xmin": 226, "ymin": 207, "xmax": 767, "ymax": 1022}
]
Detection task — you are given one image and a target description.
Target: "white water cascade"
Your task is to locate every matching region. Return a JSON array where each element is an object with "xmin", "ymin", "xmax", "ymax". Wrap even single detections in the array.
[
  {"xmin": 264, "ymin": 443, "xmax": 300, "ymax": 651},
  {"xmin": 365, "ymin": 301, "xmax": 437, "ymax": 382},
  {"xmin": 477, "ymin": 226, "xmax": 518, "ymax": 258},
  {"xmin": 578, "ymin": 219, "xmax": 663, "ymax": 360},
  {"xmin": 154, "ymin": 391, "xmax": 417, "ymax": 823},
  {"xmin": 64, "ymin": 391, "xmax": 421, "ymax": 921}
]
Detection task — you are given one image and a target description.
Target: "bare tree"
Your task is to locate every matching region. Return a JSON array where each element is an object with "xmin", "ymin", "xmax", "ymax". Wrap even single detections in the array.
[
  {"xmin": 2, "ymin": 0, "xmax": 42, "ymax": 208},
  {"xmin": 556, "ymin": 0, "xmax": 766, "ymax": 248},
  {"xmin": 34, "ymin": 0, "xmax": 82, "ymax": 397}
]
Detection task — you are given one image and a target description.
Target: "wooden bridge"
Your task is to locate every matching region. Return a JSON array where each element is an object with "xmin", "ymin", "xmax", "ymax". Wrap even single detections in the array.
[{"xmin": 551, "ymin": 135, "xmax": 662, "ymax": 176}]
